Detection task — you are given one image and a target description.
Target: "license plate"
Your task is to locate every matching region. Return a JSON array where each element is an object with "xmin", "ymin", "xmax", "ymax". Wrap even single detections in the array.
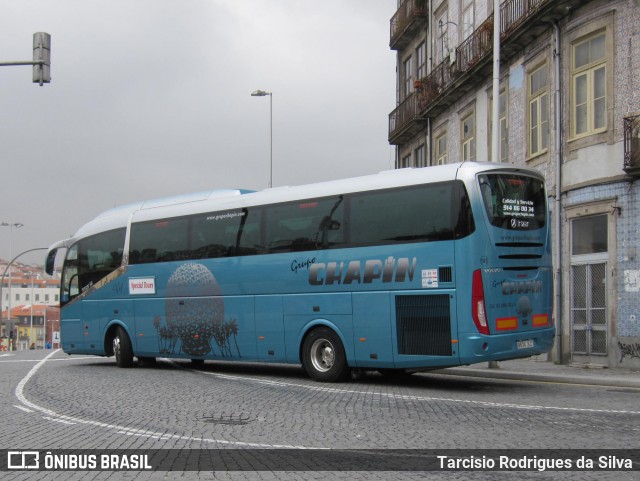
[{"xmin": 517, "ymin": 339, "xmax": 534, "ymax": 349}]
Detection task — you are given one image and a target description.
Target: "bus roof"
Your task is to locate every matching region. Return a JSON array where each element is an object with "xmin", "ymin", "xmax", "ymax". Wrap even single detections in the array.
[{"xmin": 51, "ymin": 162, "xmax": 543, "ymax": 248}]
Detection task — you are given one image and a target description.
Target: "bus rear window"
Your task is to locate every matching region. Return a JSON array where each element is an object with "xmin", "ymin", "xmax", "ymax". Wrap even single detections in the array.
[{"xmin": 478, "ymin": 173, "xmax": 546, "ymax": 230}]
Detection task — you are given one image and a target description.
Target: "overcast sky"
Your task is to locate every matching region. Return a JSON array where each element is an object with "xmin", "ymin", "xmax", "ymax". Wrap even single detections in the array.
[{"xmin": 0, "ymin": 0, "xmax": 396, "ymax": 266}]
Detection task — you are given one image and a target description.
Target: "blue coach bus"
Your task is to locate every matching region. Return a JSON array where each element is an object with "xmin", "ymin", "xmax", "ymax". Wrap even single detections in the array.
[{"xmin": 45, "ymin": 162, "xmax": 554, "ymax": 382}]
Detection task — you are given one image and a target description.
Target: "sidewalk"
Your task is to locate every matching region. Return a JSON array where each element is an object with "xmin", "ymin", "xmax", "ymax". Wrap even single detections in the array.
[{"xmin": 434, "ymin": 356, "xmax": 640, "ymax": 388}]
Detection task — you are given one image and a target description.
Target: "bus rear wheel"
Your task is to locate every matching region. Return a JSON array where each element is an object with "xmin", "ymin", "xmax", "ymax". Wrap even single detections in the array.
[
  {"xmin": 113, "ymin": 326, "xmax": 134, "ymax": 368},
  {"xmin": 302, "ymin": 327, "xmax": 349, "ymax": 382}
]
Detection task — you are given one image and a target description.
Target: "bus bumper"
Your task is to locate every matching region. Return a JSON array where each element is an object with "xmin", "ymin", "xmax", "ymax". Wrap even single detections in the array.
[{"xmin": 457, "ymin": 327, "xmax": 556, "ymax": 364}]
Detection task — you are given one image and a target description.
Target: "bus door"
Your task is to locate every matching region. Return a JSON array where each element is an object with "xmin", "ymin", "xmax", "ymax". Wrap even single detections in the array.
[
  {"xmin": 83, "ymin": 299, "xmax": 135, "ymax": 355},
  {"xmin": 60, "ymin": 301, "xmax": 84, "ymax": 353},
  {"xmin": 59, "ymin": 244, "xmax": 83, "ymax": 353}
]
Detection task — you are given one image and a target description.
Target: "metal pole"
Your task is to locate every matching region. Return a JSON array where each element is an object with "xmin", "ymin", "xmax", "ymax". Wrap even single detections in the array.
[
  {"xmin": 488, "ymin": 0, "xmax": 502, "ymax": 367},
  {"xmin": 269, "ymin": 92, "xmax": 273, "ymax": 188},
  {"xmin": 0, "ymin": 61, "xmax": 44, "ymax": 66},
  {"xmin": 0, "ymin": 32, "xmax": 51, "ymax": 86},
  {"xmin": 30, "ymin": 275, "xmax": 33, "ymax": 349},
  {"xmin": 490, "ymin": 0, "xmax": 501, "ymax": 162},
  {"xmin": 1, "ymin": 223, "xmax": 24, "ymax": 349},
  {"xmin": 251, "ymin": 90, "xmax": 274, "ymax": 188},
  {"xmin": 551, "ymin": 21, "xmax": 563, "ymax": 364}
]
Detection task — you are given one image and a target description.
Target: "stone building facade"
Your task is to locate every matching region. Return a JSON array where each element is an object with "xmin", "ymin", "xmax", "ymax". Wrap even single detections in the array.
[{"xmin": 388, "ymin": 0, "xmax": 640, "ymax": 367}]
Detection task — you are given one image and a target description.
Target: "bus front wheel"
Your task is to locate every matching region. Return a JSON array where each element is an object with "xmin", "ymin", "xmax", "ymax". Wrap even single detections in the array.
[
  {"xmin": 113, "ymin": 327, "xmax": 134, "ymax": 368},
  {"xmin": 302, "ymin": 327, "xmax": 349, "ymax": 382}
]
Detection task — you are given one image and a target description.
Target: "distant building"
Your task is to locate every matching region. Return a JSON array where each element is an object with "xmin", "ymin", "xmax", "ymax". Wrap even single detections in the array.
[
  {"xmin": 1, "ymin": 260, "xmax": 60, "ymax": 350},
  {"xmin": 388, "ymin": 0, "xmax": 640, "ymax": 368},
  {"xmin": 1, "ymin": 304, "xmax": 61, "ymax": 351}
]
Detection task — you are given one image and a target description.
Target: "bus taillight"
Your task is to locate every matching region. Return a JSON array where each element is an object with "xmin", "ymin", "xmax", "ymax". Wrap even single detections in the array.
[{"xmin": 472, "ymin": 270, "xmax": 490, "ymax": 335}]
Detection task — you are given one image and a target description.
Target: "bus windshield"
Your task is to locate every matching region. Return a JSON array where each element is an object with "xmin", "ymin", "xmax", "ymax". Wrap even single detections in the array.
[{"xmin": 478, "ymin": 173, "xmax": 546, "ymax": 231}]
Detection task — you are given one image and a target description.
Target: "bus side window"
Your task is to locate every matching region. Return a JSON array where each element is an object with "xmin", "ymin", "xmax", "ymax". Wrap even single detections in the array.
[
  {"xmin": 190, "ymin": 207, "xmax": 264, "ymax": 258},
  {"xmin": 265, "ymin": 197, "xmax": 344, "ymax": 253},
  {"xmin": 235, "ymin": 211, "xmax": 263, "ymax": 256},
  {"xmin": 349, "ymin": 183, "xmax": 457, "ymax": 246}
]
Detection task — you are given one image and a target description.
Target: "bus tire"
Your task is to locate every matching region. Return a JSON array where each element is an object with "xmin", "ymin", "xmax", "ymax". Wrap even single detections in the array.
[
  {"xmin": 302, "ymin": 327, "xmax": 349, "ymax": 383},
  {"xmin": 113, "ymin": 326, "xmax": 134, "ymax": 368}
]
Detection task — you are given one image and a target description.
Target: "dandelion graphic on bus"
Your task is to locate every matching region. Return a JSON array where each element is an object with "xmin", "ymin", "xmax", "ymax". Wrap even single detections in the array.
[{"xmin": 152, "ymin": 262, "xmax": 241, "ymax": 358}]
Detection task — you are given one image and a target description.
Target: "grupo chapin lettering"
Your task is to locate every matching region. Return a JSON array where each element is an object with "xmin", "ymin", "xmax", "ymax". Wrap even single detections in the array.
[{"xmin": 309, "ymin": 256, "xmax": 417, "ymax": 285}]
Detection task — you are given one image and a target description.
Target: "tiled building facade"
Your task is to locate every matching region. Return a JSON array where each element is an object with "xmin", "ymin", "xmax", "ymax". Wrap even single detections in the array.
[{"xmin": 388, "ymin": 0, "xmax": 640, "ymax": 367}]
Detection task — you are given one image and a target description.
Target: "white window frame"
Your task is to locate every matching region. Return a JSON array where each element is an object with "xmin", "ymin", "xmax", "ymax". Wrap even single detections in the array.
[
  {"xmin": 528, "ymin": 63, "xmax": 549, "ymax": 158},
  {"xmin": 488, "ymin": 89, "xmax": 508, "ymax": 162},
  {"xmin": 416, "ymin": 42, "xmax": 426, "ymax": 80},
  {"xmin": 461, "ymin": 0, "xmax": 475, "ymax": 41},
  {"xmin": 414, "ymin": 144, "xmax": 426, "ymax": 167},
  {"xmin": 461, "ymin": 111, "xmax": 476, "ymax": 161},
  {"xmin": 435, "ymin": 132, "xmax": 447, "ymax": 165},
  {"xmin": 571, "ymin": 31, "xmax": 607, "ymax": 140},
  {"xmin": 435, "ymin": 10, "xmax": 449, "ymax": 65},
  {"xmin": 402, "ymin": 56, "xmax": 413, "ymax": 100},
  {"xmin": 399, "ymin": 153, "xmax": 412, "ymax": 168}
]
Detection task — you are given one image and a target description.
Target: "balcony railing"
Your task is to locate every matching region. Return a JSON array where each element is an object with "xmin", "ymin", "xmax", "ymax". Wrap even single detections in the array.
[
  {"xmin": 501, "ymin": 0, "xmax": 546, "ymax": 37},
  {"xmin": 389, "ymin": 0, "xmax": 579, "ymax": 143},
  {"xmin": 417, "ymin": 57, "xmax": 455, "ymax": 107},
  {"xmin": 390, "ymin": 0, "xmax": 427, "ymax": 50},
  {"xmin": 623, "ymin": 115, "xmax": 640, "ymax": 176},
  {"xmin": 388, "ymin": 93, "xmax": 424, "ymax": 142},
  {"xmin": 456, "ymin": 15, "xmax": 494, "ymax": 73}
]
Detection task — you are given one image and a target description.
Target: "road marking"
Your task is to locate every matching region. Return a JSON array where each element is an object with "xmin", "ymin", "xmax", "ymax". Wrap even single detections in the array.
[
  {"xmin": 1, "ymin": 356, "xmax": 104, "ymax": 364},
  {"xmin": 43, "ymin": 416, "xmax": 76, "ymax": 425},
  {"xmin": 14, "ymin": 351, "xmax": 311, "ymax": 449},
  {"xmin": 192, "ymin": 368, "xmax": 640, "ymax": 416},
  {"xmin": 15, "ymin": 352, "xmax": 640, "ymax": 453},
  {"xmin": 14, "ymin": 404, "xmax": 33, "ymax": 413}
]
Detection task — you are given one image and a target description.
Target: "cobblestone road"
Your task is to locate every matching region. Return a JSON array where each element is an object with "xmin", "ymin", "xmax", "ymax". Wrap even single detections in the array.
[{"xmin": 1, "ymin": 350, "xmax": 638, "ymax": 480}]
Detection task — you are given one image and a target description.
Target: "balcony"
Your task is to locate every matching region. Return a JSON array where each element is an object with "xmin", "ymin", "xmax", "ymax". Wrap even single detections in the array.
[
  {"xmin": 388, "ymin": 93, "xmax": 428, "ymax": 145},
  {"xmin": 390, "ymin": 0, "xmax": 427, "ymax": 51},
  {"xmin": 389, "ymin": 0, "xmax": 591, "ymax": 144},
  {"xmin": 624, "ymin": 115, "xmax": 640, "ymax": 177}
]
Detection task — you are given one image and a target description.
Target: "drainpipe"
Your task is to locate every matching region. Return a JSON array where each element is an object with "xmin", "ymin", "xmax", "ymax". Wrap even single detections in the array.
[
  {"xmin": 427, "ymin": 0, "xmax": 433, "ymax": 166},
  {"xmin": 428, "ymin": 0, "xmax": 433, "ymax": 71},
  {"xmin": 490, "ymin": 0, "xmax": 501, "ymax": 162},
  {"xmin": 551, "ymin": 21, "xmax": 563, "ymax": 364},
  {"xmin": 395, "ymin": 47, "xmax": 400, "ymax": 169},
  {"xmin": 427, "ymin": 118, "xmax": 432, "ymax": 166}
]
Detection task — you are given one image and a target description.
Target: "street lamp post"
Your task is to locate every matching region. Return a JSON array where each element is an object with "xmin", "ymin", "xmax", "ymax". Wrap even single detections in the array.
[
  {"xmin": 251, "ymin": 89, "xmax": 273, "ymax": 188},
  {"xmin": 1, "ymin": 222, "xmax": 24, "ymax": 348}
]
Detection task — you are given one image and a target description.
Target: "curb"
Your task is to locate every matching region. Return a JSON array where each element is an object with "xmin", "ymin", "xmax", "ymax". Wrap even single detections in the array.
[{"xmin": 431, "ymin": 367, "xmax": 640, "ymax": 389}]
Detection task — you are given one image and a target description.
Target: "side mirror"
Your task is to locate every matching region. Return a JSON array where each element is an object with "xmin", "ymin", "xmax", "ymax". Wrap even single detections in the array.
[{"xmin": 45, "ymin": 249, "xmax": 57, "ymax": 275}]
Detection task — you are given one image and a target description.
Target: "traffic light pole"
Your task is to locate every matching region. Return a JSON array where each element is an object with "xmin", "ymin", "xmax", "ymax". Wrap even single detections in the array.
[{"xmin": 0, "ymin": 32, "xmax": 51, "ymax": 85}]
